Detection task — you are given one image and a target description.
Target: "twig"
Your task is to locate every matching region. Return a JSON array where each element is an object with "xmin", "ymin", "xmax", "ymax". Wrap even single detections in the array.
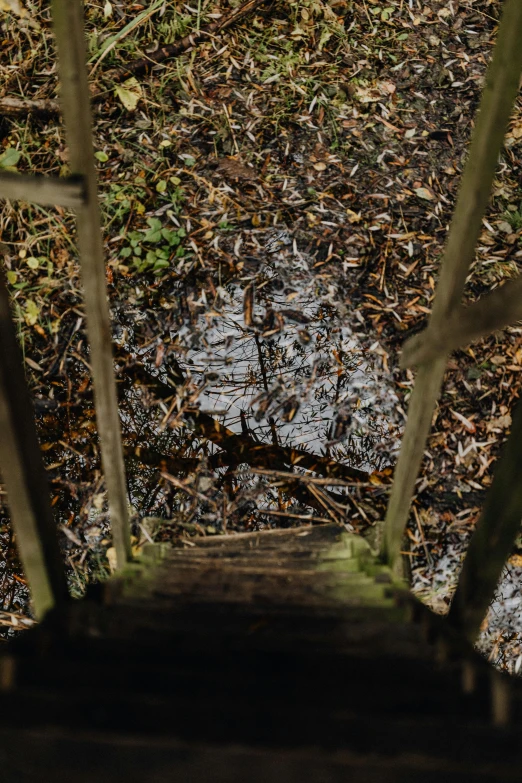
[
  {"xmin": 256, "ymin": 509, "xmax": 331, "ymax": 524},
  {"xmin": 0, "ymin": 96, "xmax": 60, "ymax": 119},
  {"xmin": 96, "ymin": 0, "xmax": 270, "ymax": 91},
  {"xmin": 161, "ymin": 471, "xmax": 218, "ymax": 509},
  {"xmin": 306, "ymin": 483, "xmax": 344, "ymax": 525},
  {"xmin": 413, "ymin": 505, "xmax": 433, "ymax": 568},
  {"xmin": 2, "ymin": 0, "xmax": 270, "ymax": 119},
  {"xmin": 235, "ymin": 467, "xmax": 380, "ymax": 488}
]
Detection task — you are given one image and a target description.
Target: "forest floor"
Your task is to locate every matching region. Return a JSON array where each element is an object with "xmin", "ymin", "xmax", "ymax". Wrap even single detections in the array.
[{"xmin": 1, "ymin": 0, "xmax": 522, "ymax": 669}]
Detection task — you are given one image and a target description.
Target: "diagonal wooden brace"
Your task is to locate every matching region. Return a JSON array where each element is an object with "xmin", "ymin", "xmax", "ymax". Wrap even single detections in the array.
[{"xmin": 401, "ymin": 274, "xmax": 522, "ymax": 368}]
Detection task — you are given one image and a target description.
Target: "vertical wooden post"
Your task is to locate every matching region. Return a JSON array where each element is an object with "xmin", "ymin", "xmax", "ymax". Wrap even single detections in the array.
[
  {"xmin": 448, "ymin": 396, "xmax": 522, "ymax": 641},
  {"xmin": 0, "ymin": 265, "xmax": 68, "ymax": 619},
  {"xmin": 50, "ymin": 0, "xmax": 132, "ymax": 567},
  {"xmin": 382, "ymin": 0, "xmax": 522, "ymax": 572}
]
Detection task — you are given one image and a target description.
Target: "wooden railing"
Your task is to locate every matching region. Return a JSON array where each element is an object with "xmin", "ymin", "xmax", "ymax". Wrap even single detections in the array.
[
  {"xmin": 0, "ymin": 0, "xmax": 131, "ymax": 618},
  {"xmin": 382, "ymin": 0, "xmax": 522, "ymax": 644},
  {"xmin": 0, "ymin": 0, "xmax": 521, "ymax": 652}
]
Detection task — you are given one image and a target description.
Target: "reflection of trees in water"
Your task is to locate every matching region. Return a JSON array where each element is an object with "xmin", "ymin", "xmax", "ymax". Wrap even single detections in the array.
[
  {"xmin": 178, "ymin": 255, "xmax": 400, "ymax": 465},
  {"xmin": 118, "ymin": 250, "xmax": 401, "ymax": 529}
]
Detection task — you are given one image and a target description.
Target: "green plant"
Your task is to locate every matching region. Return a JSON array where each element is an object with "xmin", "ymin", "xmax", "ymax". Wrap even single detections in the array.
[
  {"xmin": 120, "ymin": 217, "xmax": 187, "ymax": 274},
  {"xmin": 504, "ymin": 203, "xmax": 522, "ymax": 232},
  {"xmin": 104, "ymin": 182, "xmax": 147, "ymax": 229}
]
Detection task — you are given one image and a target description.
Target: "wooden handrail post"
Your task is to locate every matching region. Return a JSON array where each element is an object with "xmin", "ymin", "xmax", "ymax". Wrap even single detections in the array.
[
  {"xmin": 0, "ymin": 262, "xmax": 68, "ymax": 619},
  {"xmin": 448, "ymin": 395, "xmax": 522, "ymax": 642},
  {"xmin": 381, "ymin": 0, "xmax": 522, "ymax": 573},
  {"xmin": 51, "ymin": 0, "xmax": 132, "ymax": 567}
]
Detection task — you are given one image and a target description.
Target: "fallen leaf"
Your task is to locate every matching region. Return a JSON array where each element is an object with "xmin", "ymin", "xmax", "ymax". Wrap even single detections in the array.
[
  {"xmin": 486, "ymin": 413, "xmax": 512, "ymax": 432},
  {"xmin": 345, "ymin": 209, "xmax": 362, "ymax": 223},
  {"xmin": 25, "ymin": 357, "xmax": 43, "ymax": 372},
  {"xmin": 0, "ymin": 0, "xmax": 26, "ymax": 16},
  {"xmin": 114, "ymin": 77, "xmax": 141, "ymax": 111},
  {"xmin": 0, "ymin": 147, "xmax": 21, "ymax": 170},
  {"xmin": 414, "ymin": 187, "xmax": 435, "ymax": 201},
  {"xmin": 24, "ymin": 300, "xmax": 40, "ymax": 326},
  {"xmin": 60, "ymin": 525, "xmax": 82, "ymax": 547},
  {"xmin": 216, "ymin": 158, "xmax": 256, "ymax": 180},
  {"xmin": 450, "ymin": 409, "xmax": 476, "ymax": 433}
]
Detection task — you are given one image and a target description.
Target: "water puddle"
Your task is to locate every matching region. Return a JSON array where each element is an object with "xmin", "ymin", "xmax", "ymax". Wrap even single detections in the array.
[{"xmin": 114, "ymin": 227, "xmax": 402, "ymax": 529}]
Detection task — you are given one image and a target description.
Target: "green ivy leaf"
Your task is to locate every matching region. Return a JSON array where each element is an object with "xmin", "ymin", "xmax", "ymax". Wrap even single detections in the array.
[{"xmin": 143, "ymin": 218, "xmax": 163, "ymax": 243}]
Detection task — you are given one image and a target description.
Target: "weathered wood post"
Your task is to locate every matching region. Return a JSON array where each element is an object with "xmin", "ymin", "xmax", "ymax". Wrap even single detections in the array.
[
  {"xmin": 448, "ymin": 396, "xmax": 522, "ymax": 642},
  {"xmin": 0, "ymin": 254, "xmax": 68, "ymax": 619},
  {"xmin": 382, "ymin": 0, "xmax": 522, "ymax": 575},
  {"xmin": 50, "ymin": 0, "xmax": 132, "ymax": 567}
]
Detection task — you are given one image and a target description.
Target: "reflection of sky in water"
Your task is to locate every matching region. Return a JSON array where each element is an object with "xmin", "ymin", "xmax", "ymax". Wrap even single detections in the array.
[{"xmin": 173, "ymin": 244, "xmax": 402, "ymax": 471}]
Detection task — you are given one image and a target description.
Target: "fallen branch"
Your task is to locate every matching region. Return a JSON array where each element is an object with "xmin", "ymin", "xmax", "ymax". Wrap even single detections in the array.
[
  {"xmin": 124, "ymin": 359, "xmax": 370, "ymax": 485},
  {"xmin": 0, "ymin": 96, "xmax": 60, "ymax": 119}
]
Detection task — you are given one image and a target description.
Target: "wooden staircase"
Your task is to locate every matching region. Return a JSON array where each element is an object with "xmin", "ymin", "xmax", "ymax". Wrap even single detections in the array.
[{"xmin": 0, "ymin": 525, "xmax": 520, "ymax": 782}]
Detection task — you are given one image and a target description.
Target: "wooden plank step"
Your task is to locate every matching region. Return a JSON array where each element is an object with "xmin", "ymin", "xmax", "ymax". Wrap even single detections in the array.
[
  {"xmin": 59, "ymin": 596, "xmax": 420, "ymax": 658},
  {"xmin": 0, "ymin": 728, "xmax": 519, "ymax": 783},
  {"xmin": 111, "ymin": 527, "xmax": 395, "ymax": 614},
  {"xmin": 0, "ymin": 676, "xmax": 517, "ymax": 770}
]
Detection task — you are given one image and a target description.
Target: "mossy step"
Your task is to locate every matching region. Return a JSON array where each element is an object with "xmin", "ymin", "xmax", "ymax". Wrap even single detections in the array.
[{"xmin": 108, "ymin": 528, "xmax": 399, "ymax": 618}]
